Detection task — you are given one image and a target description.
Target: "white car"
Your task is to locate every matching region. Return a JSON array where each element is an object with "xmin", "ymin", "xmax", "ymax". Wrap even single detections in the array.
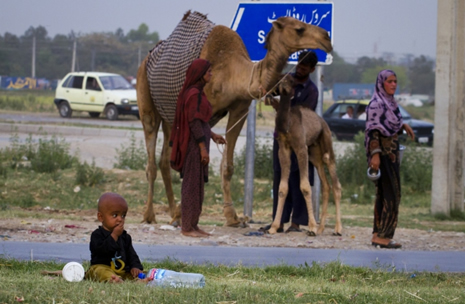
[{"xmin": 54, "ymin": 72, "xmax": 139, "ymax": 120}]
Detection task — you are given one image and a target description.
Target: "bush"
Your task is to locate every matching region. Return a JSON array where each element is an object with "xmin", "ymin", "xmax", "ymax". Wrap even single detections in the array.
[
  {"xmin": 235, "ymin": 139, "xmax": 273, "ymax": 181},
  {"xmin": 31, "ymin": 135, "xmax": 76, "ymax": 173},
  {"xmin": 336, "ymin": 132, "xmax": 433, "ymax": 203},
  {"xmin": 0, "ymin": 132, "xmax": 76, "ymax": 173},
  {"xmin": 335, "ymin": 133, "xmax": 374, "ymax": 202},
  {"xmin": 75, "ymin": 160, "xmax": 105, "ymax": 187},
  {"xmin": 114, "ymin": 132, "xmax": 147, "ymax": 170},
  {"xmin": 400, "ymin": 145, "xmax": 433, "ymax": 192}
]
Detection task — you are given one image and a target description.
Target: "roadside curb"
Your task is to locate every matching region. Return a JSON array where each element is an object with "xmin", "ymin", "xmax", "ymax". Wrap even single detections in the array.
[{"xmin": 0, "ymin": 122, "xmax": 145, "ymax": 138}]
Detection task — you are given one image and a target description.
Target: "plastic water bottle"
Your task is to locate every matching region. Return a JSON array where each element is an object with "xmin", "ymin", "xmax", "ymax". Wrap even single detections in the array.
[{"xmin": 144, "ymin": 268, "xmax": 205, "ymax": 288}]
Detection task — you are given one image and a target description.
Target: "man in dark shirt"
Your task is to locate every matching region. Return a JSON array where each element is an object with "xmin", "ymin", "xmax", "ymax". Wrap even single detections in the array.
[
  {"xmin": 261, "ymin": 51, "xmax": 319, "ymax": 233},
  {"xmin": 85, "ymin": 192, "xmax": 144, "ymax": 283}
]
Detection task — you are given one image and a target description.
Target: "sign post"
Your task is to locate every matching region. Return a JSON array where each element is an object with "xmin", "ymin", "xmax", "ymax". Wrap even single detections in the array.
[{"xmin": 232, "ymin": 2, "xmax": 334, "ymax": 220}]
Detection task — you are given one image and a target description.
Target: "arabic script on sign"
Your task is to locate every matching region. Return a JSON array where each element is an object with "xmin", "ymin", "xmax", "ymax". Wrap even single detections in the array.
[{"xmin": 267, "ymin": 7, "xmax": 331, "ymax": 27}]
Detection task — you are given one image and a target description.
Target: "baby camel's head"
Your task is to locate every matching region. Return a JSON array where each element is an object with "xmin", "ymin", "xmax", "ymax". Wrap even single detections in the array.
[{"xmin": 277, "ymin": 74, "xmax": 294, "ymax": 97}]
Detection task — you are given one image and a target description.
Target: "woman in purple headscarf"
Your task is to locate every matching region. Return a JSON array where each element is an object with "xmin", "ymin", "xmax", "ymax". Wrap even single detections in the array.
[{"xmin": 365, "ymin": 69, "xmax": 414, "ymax": 249}]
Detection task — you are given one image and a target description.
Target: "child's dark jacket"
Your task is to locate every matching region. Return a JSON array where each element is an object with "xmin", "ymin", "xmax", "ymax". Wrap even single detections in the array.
[{"xmin": 89, "ymin": 226, "xmax": 143, "ymax": 272}]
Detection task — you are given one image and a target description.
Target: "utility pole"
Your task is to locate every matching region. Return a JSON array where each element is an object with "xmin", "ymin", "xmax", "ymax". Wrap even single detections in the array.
[
  {"xmin": 431, "ymin": 0, "xmax": 465, "ymax": 214},
  {"xmin": 311, "ymin": 65, "xmax": 324, "ymax": 221},
  {"xmin": 243, "ymin": 99, "xmax": 257, "ymax": 219},
  {"xmin": 71, "ymin": 39, "xmax": 77, "ymax": 72},
  {"xmin": 31, "ymin": 36, "xmax": 36, "ymax": 78}
]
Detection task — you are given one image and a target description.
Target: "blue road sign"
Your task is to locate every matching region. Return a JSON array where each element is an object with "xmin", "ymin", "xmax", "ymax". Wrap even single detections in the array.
[{"xmin": 230, "ymin": 2, "xmax": 334, "ymax": 65}]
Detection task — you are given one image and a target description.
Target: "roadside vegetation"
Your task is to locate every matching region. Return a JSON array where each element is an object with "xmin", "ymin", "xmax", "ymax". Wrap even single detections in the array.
[
  {"xmin": 0, "ymin": 130, "xmax": 463, "ymax": 232},
  {"xmin": 1, "ymin": 258, "xmax": 464, "ymax": 303},
  {"xmin": 0, "ymin": 90, "xmax": 55, "ymax": 112}
]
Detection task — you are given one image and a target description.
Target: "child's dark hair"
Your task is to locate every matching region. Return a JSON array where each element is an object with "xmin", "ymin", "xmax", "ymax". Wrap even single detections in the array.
[{"xmin": 298, "ymin": 51, "xmax": 318, "ymax": 68}]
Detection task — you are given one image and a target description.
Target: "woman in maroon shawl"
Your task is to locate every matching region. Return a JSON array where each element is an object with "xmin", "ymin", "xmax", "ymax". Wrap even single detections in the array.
[
  {"xmin": 365, "ymin": 70, "xmax": 414, "ymax": 249},
  {"xmin": 170, "ymin": 59, "xmax": 226, "ymax": 238}
]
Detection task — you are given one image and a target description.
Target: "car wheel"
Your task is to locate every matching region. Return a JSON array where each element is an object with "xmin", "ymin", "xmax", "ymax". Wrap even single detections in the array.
[
  {"xmin": 89, "ymin": 112, "xmax": 100, "ymax": 118},
  {"xmin": 105, "ymin": 105, "xmax": 118, "ymax": 120},
  {"xmin": 58, "ymin": 102, "xmax": 72, "ymax": 118}
]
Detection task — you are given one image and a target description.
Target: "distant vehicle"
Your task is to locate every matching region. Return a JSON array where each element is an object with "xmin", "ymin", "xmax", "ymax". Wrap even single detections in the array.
[
  {"xmin": 395, "ymin": 95, "xmax": 423, "ymax": 107},
  {"xmin": 323, "ymin": 99, "xmax": 434, "ymax": 145},
  {"xmin": 54, "ymin": 72, "xmax": 139, "ymax": 120}
]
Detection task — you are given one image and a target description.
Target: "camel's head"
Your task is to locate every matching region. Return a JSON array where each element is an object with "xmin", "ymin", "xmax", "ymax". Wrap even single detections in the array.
[
  {"xmin": 277, "ymin": 74, "xmax": 294, "ymax": 97},
  {"xmin": 265, "ymin": 17, "xmax": 333, "ymax": 54}
]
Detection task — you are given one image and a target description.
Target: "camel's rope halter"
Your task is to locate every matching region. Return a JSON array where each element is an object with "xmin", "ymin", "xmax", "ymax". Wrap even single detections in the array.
[{"xmin": 216, "ymin": 51, "xmax": 312, "ymax": 155}]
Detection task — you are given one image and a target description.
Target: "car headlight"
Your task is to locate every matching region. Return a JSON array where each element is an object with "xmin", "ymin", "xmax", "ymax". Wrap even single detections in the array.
[{"xmin": 121, "ymin": 98, "xmax": 129, "ymax": 104}]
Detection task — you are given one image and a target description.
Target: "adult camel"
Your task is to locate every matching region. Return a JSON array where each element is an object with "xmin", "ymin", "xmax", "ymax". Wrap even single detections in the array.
[{"xmin": 137, "ymin": 13, "xmax": 332, "ymax": 226}]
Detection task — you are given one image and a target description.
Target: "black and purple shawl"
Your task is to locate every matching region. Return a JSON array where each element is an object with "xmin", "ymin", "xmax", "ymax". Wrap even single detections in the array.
[{"xmin": 364, "ymin": 70, "xmax": 403, "ymax": 161}]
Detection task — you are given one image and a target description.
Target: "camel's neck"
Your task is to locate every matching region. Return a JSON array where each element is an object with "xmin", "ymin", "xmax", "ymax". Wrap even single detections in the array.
[
  {"xmin": 275, "ymin": 92, "xmax": 292, "ymax": 134},
  {"xmin": 256, "ymin": 47, "xmax": 290, "ymax": 93}
]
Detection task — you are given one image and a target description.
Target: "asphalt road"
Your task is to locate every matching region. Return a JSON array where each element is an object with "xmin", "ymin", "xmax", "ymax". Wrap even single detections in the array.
[{"xmin": 2, "ymin": 241, "xmax": 465, "ymax": 273}]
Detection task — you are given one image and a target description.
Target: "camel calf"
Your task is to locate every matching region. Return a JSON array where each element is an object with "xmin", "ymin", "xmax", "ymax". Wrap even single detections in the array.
[{"xmin": 268, "ymin": 75, "xmax": 342, "ymax": 236}]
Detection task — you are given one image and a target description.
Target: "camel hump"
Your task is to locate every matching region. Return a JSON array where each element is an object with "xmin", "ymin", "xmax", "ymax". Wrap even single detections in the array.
[{"xmin": 146, "ymin": 11, "xmax": 215, "ymax": 124}]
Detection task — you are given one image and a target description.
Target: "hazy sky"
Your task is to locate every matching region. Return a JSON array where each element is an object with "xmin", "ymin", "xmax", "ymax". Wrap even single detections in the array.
[{"xmin": 0, "ymin": 0, "xmax": 438, "ymax": 60}]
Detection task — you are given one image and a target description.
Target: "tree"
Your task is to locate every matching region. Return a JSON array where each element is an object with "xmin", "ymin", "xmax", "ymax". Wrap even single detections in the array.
[
  {"xmin": 114, "ymin": 28, "xmax": 126, "ymax": 42},
  {"xmin": 408, "ymin": 55, "xmax": 435, "ymax": 95},
  {"xmin": 361, "ymin": 65, "xmax": 409, "ymax": 93},
  {"xmin": 324, "ymin": 51, "xmax": 360, "ymax": 88},
  {"xmin": 23, "ymin": 26, "xmax": 49, "ymax": 41},
  {"xmin": 126, "ymin": 23, "xmax": 159, "ymax": 43},
  {"xmin": 356, "ymin": 56, "xmax": 387, "ymax": 75}
]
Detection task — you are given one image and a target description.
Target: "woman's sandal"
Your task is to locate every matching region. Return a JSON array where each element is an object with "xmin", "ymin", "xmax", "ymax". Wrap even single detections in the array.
[{"xmin": 372, "ymin": 240, "xmax": 402, "ymax": 249}]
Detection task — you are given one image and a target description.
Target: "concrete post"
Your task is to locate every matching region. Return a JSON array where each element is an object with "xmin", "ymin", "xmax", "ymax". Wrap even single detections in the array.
[
  {"xmin": 311, "ymin": 65, "xmax": 324, "ymax": 220},
  {"xmin": 243, "ymin": 99, "xmax": 257, "ymax": 219},
  {"xmin": 431, "ymin": 0, "xmax": 465, "ymax": 214}
]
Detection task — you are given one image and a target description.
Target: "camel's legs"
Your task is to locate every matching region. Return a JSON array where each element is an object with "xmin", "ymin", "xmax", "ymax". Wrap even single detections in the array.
[
  {"xmin": 221, "ymin": 105, "xmax": 250, "ymax": 227},
  {"xmin": 327, "ymin": 158, "xmax": 342, "ymax": 235},
  {"xmin": 269, "ymin": 142, "xmax": 292, "ymax": 234},
  {"xmin": 310, "ymin": 145, "xmax": 342, "ymax": 236},
  {"xmin": 313, "ymin": 159, "xmax": 331, "ymax": 235},
  {"xmin": 137, "ymin": 55, "xmax": 161, "ymax": 224},
  {"xmin": 295, "ymin": 146, "xmax": 318, "ymax": 236},
  {"xmin": 158, "ymin": 121, "xmax": 180, "ymax": 224}
]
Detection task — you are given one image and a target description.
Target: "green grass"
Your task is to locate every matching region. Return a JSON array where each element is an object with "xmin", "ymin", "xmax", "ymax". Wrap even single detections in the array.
[
  {"xmin": 0, "ymin": 258, "xmax": 463, "ymax": 303},
  {"xmin": 0, "ymin": 90, "xmax": 56, "ymax": 112},
  {"xmin": 403, "ymin": 104, "xmax": 435, "ymax": 123}
]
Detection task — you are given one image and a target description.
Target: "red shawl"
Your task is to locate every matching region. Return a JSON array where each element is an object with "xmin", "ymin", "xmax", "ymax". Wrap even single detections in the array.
[{"xmin": 170, "ymin": 59, "xmax": 212, "ymax": 172}]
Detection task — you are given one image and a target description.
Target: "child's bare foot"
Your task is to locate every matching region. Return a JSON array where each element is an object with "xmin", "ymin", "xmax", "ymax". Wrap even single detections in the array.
[
  {"xmin": 108, "ymin": 275, "xmax": 123, "ymax": 283},
  {"xmin": 181, "ymin": 230, "xmax": 204, "ymax": 238}
]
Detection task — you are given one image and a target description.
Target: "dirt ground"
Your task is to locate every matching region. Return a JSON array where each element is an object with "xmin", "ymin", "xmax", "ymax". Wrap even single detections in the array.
[{"xmin": 1, "ymin": 207, "xmax": 464, "ymax": 252}]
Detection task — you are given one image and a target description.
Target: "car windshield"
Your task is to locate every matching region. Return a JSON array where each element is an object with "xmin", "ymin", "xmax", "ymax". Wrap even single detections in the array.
[{"xmin": 98, "ymin": 75, "xmax": 133, "ymax": 90}]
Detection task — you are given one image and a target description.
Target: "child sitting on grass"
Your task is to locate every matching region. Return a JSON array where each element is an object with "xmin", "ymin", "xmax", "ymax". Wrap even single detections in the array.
[{"xmin": 84, "ymin": 192, "xmax": 144, "ymax": 283}]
